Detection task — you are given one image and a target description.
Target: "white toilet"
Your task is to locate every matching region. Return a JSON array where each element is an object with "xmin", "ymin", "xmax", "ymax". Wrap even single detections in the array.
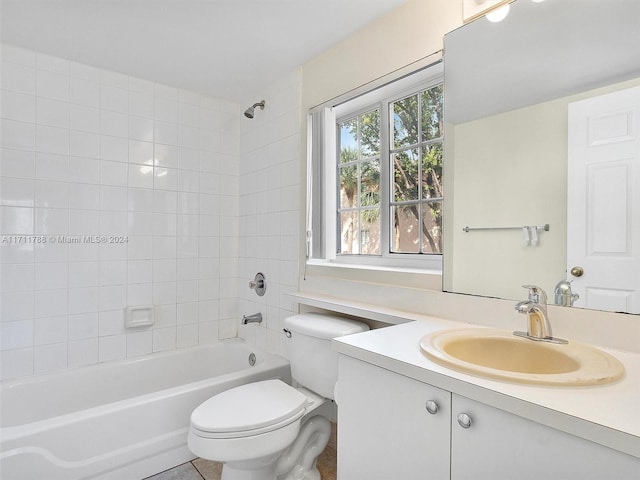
[{"xmin": 188, "ymin": 313, "xmax": 368, "ymax": 480}]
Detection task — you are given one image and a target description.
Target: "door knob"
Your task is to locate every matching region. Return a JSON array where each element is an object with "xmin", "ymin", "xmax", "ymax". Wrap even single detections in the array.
[{"xmin": 570, "ymin": 266, "xmax": 584, "ymax": 277}]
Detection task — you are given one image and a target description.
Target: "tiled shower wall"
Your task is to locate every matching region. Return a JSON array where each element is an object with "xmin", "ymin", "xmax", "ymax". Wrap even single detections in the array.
[
  {"xmin": 236, "ymin": 70, "xmax": 302, "ymax": 357},
  {"xmin": 0, "ymin": 44, "xmax": 241, "ymax": 380}
]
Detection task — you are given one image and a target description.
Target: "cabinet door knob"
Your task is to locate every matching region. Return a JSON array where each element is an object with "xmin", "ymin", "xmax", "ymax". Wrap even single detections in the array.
[
  {"xmin": 457, "ymin": 413, "xmax": 472, "ymax": 429},
  {"xmin": 425, "ymin": 400, "xmax": 439, "ymax": 415}
]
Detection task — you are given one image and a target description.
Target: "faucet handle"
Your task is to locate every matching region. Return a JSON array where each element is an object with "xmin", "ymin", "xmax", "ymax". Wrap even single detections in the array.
[{"xmin": 521, "ymin": 285, "xmax": 547, "ymax": 304}]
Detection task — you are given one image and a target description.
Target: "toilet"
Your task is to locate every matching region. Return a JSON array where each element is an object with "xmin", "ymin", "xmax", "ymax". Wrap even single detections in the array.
[{"xmin": 188, "ymin": 313, "xmax": 368, "ymax": 480}]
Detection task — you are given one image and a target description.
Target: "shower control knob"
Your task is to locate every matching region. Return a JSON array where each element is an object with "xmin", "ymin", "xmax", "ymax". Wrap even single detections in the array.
[
  {"xmin": 457, "ymin": 413, "xmax": 472, "ymax": 429},
  {"xmin": 425, "ymin": 400, "xmax": 439, "ymax": 415},
  {"xmin": 249, "ymin": 272, "xmax": 266, "ymax": 296}
]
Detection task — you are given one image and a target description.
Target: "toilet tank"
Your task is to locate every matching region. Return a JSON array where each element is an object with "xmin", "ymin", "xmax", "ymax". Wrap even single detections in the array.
[{"xmin": 283, "ymin": 313, "xmax": 369, "ymax": 399}]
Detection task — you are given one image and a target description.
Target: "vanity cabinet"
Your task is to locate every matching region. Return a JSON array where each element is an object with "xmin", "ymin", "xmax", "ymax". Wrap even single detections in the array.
[
  {"xmin": 336, "ymin": 354, "xmax": 450, "ymax": 479},
  {"xmin": 337, "ymin": 355, "xmax": 640, "ymax": 480}
]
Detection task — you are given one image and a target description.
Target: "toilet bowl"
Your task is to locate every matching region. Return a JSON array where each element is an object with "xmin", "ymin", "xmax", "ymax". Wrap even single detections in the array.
[
  {"xmin": 188, "ymin": 313, "xmax": 369, "ymax": 480},
  {"xmin": 188, "ymin": 379, "xmax": 328, "ymax": 480}
]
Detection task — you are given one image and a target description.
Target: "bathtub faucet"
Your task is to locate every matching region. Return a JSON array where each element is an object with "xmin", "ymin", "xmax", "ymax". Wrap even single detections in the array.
[{"xmin": 242, "ymin": 313, "xmax": 263, "ymax": 325}]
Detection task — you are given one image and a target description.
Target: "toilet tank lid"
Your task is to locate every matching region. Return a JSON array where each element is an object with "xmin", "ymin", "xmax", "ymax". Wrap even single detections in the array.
[{"xmin": 284, "ymin": 313, "xmax": 369, "ymax": 339}]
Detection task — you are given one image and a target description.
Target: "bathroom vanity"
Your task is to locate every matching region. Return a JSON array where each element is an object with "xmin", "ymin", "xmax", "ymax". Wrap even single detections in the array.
[{"xmin": 333, "ymin": 319, "xmax": 640, "ymax": 479}]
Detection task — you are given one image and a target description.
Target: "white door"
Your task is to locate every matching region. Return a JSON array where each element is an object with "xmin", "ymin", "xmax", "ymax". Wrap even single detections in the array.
[{"xmin": 567, "ymin": 85, "xmax": 640, "ymax": 314}]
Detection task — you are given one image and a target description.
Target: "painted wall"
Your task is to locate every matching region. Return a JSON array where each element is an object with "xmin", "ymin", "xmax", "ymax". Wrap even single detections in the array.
[{"xmin": 0, "ymin": 44, "xmax": 240, "ymax": 380}]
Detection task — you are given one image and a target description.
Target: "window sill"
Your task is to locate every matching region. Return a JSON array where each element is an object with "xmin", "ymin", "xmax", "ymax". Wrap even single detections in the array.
[{"xmin": 304, "ymin": 258, "xmax": 442, "ymax": 291}]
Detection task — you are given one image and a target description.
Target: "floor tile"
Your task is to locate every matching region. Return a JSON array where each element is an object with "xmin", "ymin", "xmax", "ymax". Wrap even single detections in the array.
[{"xmin": 143, "ymin": 462, "xmax": 203, "ymax": 480}]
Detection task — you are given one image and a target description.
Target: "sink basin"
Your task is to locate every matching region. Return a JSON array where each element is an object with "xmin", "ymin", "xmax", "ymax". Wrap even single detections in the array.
[{"xmin": 419, "ymin": 328, "xmax": 624, "ymax": 386}]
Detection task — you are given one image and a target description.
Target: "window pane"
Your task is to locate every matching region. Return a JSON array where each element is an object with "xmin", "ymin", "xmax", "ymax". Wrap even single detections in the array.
[
  {"xmin": 360, "ymin": 110, "xmax": 380, "ymax": 157},
  {"xmin": 339, "ymin": 164, "xmax": 358, "ymax": 209},
  {"xmin": 340, "ymin": 119, "xmax": 357, "ymax": 161},
  {"xmin": 421, "ymin": 201, "xmax": 442, "ymax": 253},
  {"xmin": 393, "ymin": 94, "xmax": 419, "ymax": 149},
  {"xmin": 392, "ymin": 149, "xmax": 419, "ymax": 202},
  {"xmin": 360, "ymin": 209, "xmax": 381, "ymax": 255},
  {"xmin": 339, "ymin": 210, "xmax": 359, "ymax": 254},
  {"xmin": 360, "ymin": 158, "xmax": 380, "ymax": 206},
  {"xmin": 421, "ymin": 85, "xmax": 444, "ymax": 142},
  {"xmin": 391, "ymin": 205, "xmax": 420, "ymax": 253},
  {"xmin": 421, "ymin": 144, "xmax": 443, "ymax": 200}
]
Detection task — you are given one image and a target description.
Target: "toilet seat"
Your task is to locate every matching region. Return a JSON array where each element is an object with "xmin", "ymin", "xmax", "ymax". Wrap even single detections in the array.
[{"xmin": 190, "ymin": 379, "xmax": 309, "ymax": 439}]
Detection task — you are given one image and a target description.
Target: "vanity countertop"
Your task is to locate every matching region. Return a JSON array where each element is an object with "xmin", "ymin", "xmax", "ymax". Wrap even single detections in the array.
[{"xmin": 332, "ymin": 317, "xmax": 640, "ymax": 458}]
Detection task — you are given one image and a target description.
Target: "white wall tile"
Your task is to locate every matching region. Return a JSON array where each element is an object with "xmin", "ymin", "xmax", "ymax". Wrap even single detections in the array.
[
  {"xmin": 1, "ymin": 205, "xmax": 34, "ymax": 234},
  {"xmin": 154, "ymin": 120, "xmax": 178, "ymax": 145},
  {"xmin": 1, "ymin": 148, "xmax": 36, "ymax": 178},
  {"xmin": 129, "ymin": 139, "xmax": 154, "ymax": 165},
  {"xmin": 100, "ymin": 135, "xmax": 129, "ymax": 162},
  {"xmin": 2, "ymin": 62, "xmax": 36, "ymax": 95},
  {"xmin": 129, "ymin": 90, "xmax": 154, "ymax": 118},
  {"xmin": 69, "ymin": 286, "xmax": 99, "ymax": 314},
  {"xmin": 34, "ymin": 343, "xmax": 68, "ymax": 373},
  {"xmin": 1, "ymin": 177, "xmax": 34, "ymax": 207},
  {"xmin": 129, "ymin": 116, "xmax": 154, "ymax": 142},
  {"xmin": 70, "ymin": 77, "xmax": 100, "ymax": 107},
  {"xmin": 70, "ymin": 104, "xmax": 100, "ymax": 133},
  {"xmin": 100, "ymin": 160, "xmax": 128, "ymax": 186},
  {"xmin": 37, "ymin": 70, "xmax": 69, "ymax": 102},
  {"xmin": 101, "ymin": 85, "xmax": 128, "ymax": 113},
  {"xmin": 37, "ymin": 97, "xmax": 69, "ymax": 128},
  {"xmin": 99, "ymin": 334, "xmax": 126, "ymax": 362},
  {"xmin": 36, "ymin": 125, "xmax": 69, "ymax": 155},
  {"xmin": 1, "ymin": 45, "xmax": 36, "ymax": 66},
  {"xmin": 1, "ymin": 291, "xmax": 34, "ymax": 322},
  {"xmin": 100, "ymin": 110, "xmax": 128, "ymax": 138},
  {"xmin": 126, "ymin": 330, "xmax": 152, "ymax": 357},
  {"xmin": 1, "ymin": 46, "xmax": 242, "ymax": 378},
  {"xmin": 70, "ymin": 131, "xmax": 101, "ymax": 159},
  {"xmin": 69, "ymin": 183, "xmax": 100, "ymax": 210},
  {"xmin": 69, "ymin": 156, "xmax": 100, "ymax": 184},
  {"xmin": 68, "ymin": 312, "xmax": 99, "ymax": 340},
  {"xmin": 68, "ymin": 338, "xmax": 98, "ymax": 367},
  {"xmin": 1, "ymin": 119, "xmax": 36, "ymax": 150},
  {"xmin": 1, "ymin": 90, "xmax": 36, "ymax": 123},
  {"xmin": 1, "ymin": 347, "xmax": 34, "ymax": 380},
  {"xmin": 35, "ymin": 207, "xmax": 69, "ymax": 235},
  {"xmin": 1, "ymin": 318, "xmax": 34, "ymax": 350},
  {"xmin": 69, "ymin": 261, "xmax": 99, "ymax": 288},
  {"xmin": 34, "ymin": 288, "xmax": 67, "ymax": 318},
  {"xmin": 34, "ymin": 316, "xmax": 68, "ymax": 345}
]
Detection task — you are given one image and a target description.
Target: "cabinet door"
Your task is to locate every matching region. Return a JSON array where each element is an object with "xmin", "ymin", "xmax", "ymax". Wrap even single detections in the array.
[
  {"xmin": 336, "ymin": 355, "xmax": 451, "ymax": 480},
  {"xmin": 451, "ymin": 394, "xmax": 640, "ymax": 480}
]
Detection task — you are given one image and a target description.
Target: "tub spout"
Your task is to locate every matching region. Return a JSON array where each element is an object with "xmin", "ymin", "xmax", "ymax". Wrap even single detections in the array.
[{"xmin": 242, "ymin": 313, "xmax": 262, "ymax": 325}]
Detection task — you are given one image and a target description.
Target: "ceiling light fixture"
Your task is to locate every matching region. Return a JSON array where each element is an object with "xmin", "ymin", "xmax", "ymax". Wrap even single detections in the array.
[{"xmin": 486, "ymin": 3, "xmax": 510, "ymax": 22}]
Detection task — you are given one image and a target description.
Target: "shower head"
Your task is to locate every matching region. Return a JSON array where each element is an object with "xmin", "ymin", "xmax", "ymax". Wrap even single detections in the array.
[{"xmin": 244, "ymin": 100, "xmax": 265, "ymax": 119}]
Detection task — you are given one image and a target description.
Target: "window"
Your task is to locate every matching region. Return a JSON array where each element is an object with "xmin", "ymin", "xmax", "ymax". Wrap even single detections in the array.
[
  {"xmin": 307, "ymin": 60, "xmax": 443, "ymax": 270},
  {"xmin": 389, "ymin": 85, "xmax": 443, "ymax": 254}
]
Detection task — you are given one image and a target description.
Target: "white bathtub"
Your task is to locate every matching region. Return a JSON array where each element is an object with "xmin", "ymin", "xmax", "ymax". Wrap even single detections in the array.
[{"xmin": 0, "ymin": 340, "xmax": 291, "ymax": 480}]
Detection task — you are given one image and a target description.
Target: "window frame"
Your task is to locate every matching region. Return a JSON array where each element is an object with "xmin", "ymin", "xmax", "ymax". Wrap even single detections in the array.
[{"xmin": 307, "ymin": 58, "xmax": 444, "ymax": 272}]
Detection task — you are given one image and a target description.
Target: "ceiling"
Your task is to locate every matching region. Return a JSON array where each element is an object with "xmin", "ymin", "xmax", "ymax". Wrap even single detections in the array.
[{"xmin": 1, "ymin": 0, "xmax": 409, "ymax": 102}]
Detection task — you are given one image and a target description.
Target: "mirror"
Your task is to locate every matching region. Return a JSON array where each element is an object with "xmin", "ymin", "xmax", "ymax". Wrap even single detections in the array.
[{"xmin": 443, "ymin": 0, "xmax": 640, "ymax": 314}]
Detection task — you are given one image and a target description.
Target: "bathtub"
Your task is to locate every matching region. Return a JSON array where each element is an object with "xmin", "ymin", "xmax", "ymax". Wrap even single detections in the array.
[{"xmin": 0, "ymin": 340, "xmax": 291, "ymax": 480}]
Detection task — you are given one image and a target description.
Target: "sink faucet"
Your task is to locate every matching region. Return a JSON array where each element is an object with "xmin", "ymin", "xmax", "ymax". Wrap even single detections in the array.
[
  {"xmin": 514, "ymin": 285, "xmax": 567, "ymax": 344},
  {"xmin": 554, "ymin": 279, "xmax": 579, "ymax": 307}
]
